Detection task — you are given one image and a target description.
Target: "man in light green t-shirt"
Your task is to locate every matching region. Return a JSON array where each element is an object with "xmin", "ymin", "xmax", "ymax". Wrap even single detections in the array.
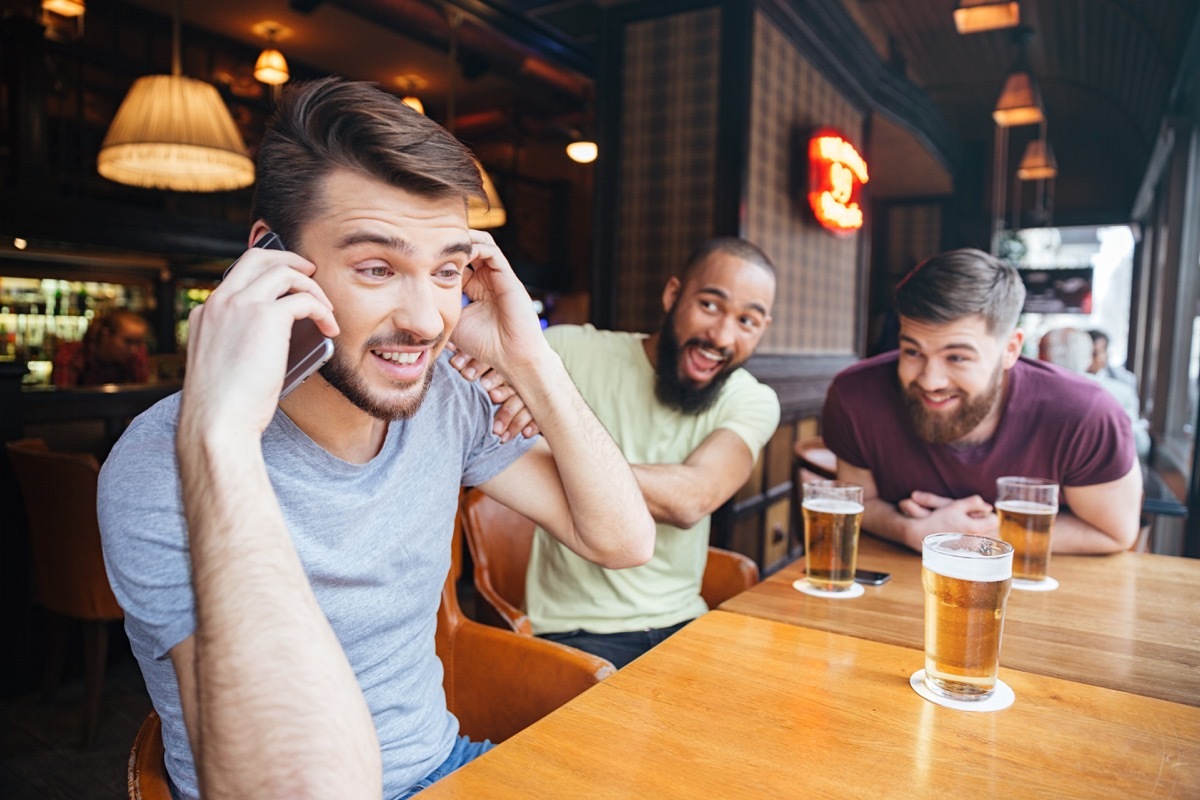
[{"xmin": 524, "ymin": 238, "xmax": 780, "ymax": 667}]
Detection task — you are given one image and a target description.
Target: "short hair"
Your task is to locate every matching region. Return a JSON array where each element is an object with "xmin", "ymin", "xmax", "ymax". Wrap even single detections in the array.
[
  {"xmin": 1087, "ymin": 329, "xmax": 1110, "ymax": 346},
  {"xmin": 894, "ymin": 248, "xmax": 1025, "ymax": 336},
  {"xmin": 252, "ymin": 77, "xmax": 485, "ymax": 249},
  {"xmin": 681, "ymin": 237, "xmax": 777, "ymax": 282}
]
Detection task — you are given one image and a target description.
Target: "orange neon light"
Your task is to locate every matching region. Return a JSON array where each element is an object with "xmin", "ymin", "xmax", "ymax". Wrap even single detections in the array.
[{"xmin": 808, "ymin": 131, "xmax": 869, "ymax": 235}]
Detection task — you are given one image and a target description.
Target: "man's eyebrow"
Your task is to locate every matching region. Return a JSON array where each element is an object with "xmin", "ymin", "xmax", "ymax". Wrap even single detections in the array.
[
  {"xmin": 335, "ymin": 232, "xmax": 415, "ymax": 254},
  {"xmin": 697, "ymin": 286, "xmax": 769, "ymax": 317},
  {"xmin": 898, "ymin": 333, "xmax": 979, "ymax": 353},
  {"xmin": 334, "ymin": 233, "xmax": 472, "ymax": 260}
]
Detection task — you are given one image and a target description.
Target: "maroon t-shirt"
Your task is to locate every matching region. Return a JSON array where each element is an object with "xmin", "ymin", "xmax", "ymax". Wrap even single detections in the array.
[{"xmin": 822, "ymin": 352, "xmax": 1136, "ymax": 506}]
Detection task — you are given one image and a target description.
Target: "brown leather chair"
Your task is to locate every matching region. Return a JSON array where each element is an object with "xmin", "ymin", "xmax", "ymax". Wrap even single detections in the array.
[
  {"xmin": 461, "ymin": 487, "xmax": 760, "ymax": 636},
  {"xmin": 127, "ymin": 710, "xmax": 170, "ymax": 800},
  {"xmin": 795, "ymin": 435, "xmax": 838, "ymax": 482},
  {"xmin": 439, "ymin": 505, "xmax": 615, "ymax": 741},
  {"xmin": 6, "ymin": 437, "xmax": 124, "ymax": 748},
  {"xmin": 127, "ymin": 505, "xmax": 613, "ymax": 798}
]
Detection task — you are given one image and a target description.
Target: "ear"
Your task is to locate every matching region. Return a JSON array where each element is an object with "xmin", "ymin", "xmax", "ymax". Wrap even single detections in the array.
[
  {"xmin": 661, "ymin": 276, "xmax": 682, "ymax": 313},
  {"xmin": 248, "ymin": 220, "xmax": 272, "ymax": 249},
  {"xmin": 1001, "ymin": 328, "xmax": 1025, "ymax": 369}
]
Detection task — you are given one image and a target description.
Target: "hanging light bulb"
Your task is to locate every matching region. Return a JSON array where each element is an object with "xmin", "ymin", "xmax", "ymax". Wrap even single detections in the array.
[
  {"xmin": 566, "ymin": 139, "xmax": 598, "ymax": 164},
  {"xmin": 96, "ymin": 0, "xmax": 253, "ymax": 191},
  {"xmin": 254, "ymin": 24, "xmax": 290, "ymax": 86},
  {"xmin": 401, "ymin": 96, "xmax": 425, "ymax": 115}
]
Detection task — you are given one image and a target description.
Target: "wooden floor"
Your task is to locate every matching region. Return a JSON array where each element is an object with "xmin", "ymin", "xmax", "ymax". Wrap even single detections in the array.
[{"xmin": 0, "ymin": 629, "xmax": 152, "ymax": 800}]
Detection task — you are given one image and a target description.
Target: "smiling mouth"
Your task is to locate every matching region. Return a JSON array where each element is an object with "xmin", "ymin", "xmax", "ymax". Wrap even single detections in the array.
[{"xmin": 373, "ymin": 350, "xmax": 421, "ymax": 365}]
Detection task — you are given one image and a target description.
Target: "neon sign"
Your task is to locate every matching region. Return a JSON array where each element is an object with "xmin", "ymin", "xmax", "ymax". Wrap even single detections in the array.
[{"xmin": 808, "ymin": 130, "xmax": 869, "ymax": 235}]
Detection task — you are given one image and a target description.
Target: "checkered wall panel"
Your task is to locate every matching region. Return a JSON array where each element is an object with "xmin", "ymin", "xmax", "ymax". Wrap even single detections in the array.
[
  {"xmin": 747, "ymin": 10, "xmax": 865, "ymax": 355},
  {"xmin": 615, "ymin": 8, "xmax": 721, "ymax": 332}
]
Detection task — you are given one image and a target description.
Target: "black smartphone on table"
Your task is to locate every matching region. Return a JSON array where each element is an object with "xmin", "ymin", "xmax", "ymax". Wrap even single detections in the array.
[
  {"xmin": 854, "ymin": 569, "xmax": 891, "ymax": 585},
  {"xmin": 224, "ymin": 232, "xmax": 334, "ymax": 399}
]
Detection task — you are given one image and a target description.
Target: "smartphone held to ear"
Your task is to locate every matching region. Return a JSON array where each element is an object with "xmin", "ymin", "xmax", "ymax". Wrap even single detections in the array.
[{"xmin": 244, "ymin": 232, "xmax": 335, "ymax": 399}]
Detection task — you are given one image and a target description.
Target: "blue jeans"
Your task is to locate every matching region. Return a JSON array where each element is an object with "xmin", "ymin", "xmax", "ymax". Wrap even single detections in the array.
[
  {"xmin": 394, "ymin": 736, "xmax": 494, "ymax": 799},
  {"xmin": 539, "ymin": 620, "xmax": 693, "ymax": 669}
]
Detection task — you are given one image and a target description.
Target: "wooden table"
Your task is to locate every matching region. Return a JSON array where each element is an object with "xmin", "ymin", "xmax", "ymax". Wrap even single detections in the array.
[
  {"xmin": 418, "ymin": 611, "xmax": 1200, "ymax": 798},
  {"xmin": 720, "ymin": 534, "xmax": 1200, "ymax": 706}
]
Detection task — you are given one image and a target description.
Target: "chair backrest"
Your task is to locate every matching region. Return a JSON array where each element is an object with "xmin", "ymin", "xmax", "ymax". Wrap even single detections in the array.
[
  {"xmin": 439, "ymin": 502, "xmax": 614, "ymax": 742},
  {"xmin": 127, "ymin": 710, "xmax": 171, "ymax": 800},
  {"xmin": 461, "ymin": 487, "xmax": 535, "ymax": 633},
  {"xmin": 6, "ymin": 438, "xmax": 122, "ymax": 621},
  {"xmin": 461, "ymin": 488, "xmax": 759, "ymax": 626}
]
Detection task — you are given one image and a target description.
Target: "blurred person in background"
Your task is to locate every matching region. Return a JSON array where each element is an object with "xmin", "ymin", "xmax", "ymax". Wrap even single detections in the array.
[
  {"xmin": 51, "ymin": 308, "xmax": 149, "ymax": 387},
  {"xmin": 1041, "ymin": 327, "xmax": 1149, "ymax": 458},
  {"xmin": 1087, "ymin": 329, "xmax": 1137, "ymax": 388}
]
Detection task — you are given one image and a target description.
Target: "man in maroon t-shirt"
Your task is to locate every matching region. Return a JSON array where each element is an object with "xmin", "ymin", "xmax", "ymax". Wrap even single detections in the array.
[{"xmin": 823, "ymin": 248, "xmax": 1142, "ymax": 554}]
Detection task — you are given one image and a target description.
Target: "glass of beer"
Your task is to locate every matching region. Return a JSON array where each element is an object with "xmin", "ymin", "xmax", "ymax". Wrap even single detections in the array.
[
  {"xmin": 995, "ymin": 477, "xmax": 1059, "ymax": 585},
  {"xmin": 922, "ymin": 533, "xmax": 1013, "ymax": 701},
  {"xmin": 802, "ymin": 480, "xmax": 864, "ymax": 592}
]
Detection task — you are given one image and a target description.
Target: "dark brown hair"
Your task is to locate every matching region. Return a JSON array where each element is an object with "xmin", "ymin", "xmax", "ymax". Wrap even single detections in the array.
[
  {"xmin": 894, "ymin": 248, "xmax": 1025, "ymax": 336},
  {"xmin": 252, "ymin": 77, "xmax": 485, "ymax": 248}
]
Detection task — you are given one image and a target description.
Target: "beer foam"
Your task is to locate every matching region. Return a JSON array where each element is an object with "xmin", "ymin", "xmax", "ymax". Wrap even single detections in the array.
[
  {"xmin": 922, "ymin": 533, "xmax": 1012, "ymax": 582},
  {"xmin": 995, "ymin": 500, "xmax": 1057, "ymax": 515},
  {"xmin": 801, "ymin": 498, "xmax": 864, "ymax": 515}
]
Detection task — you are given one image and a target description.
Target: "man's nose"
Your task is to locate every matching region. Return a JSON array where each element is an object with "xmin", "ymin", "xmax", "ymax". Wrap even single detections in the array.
[
  {"xmin": 390, "ymin": 281, "xmax": 446, "ymax": 342},
  {"xmin": 706, "ymin": 316, "xmax": 738, "ymax": 350},
  {"xmin": 915, "ymin": 359, "xmax": 949, "ymax": 390}
]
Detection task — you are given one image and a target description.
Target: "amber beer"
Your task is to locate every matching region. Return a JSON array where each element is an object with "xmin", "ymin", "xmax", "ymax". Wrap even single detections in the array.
[
  {"xmin": 922, "ymin": 533, "xmax": 1013, "ymax": 700},
  {"xmin": 995, "ymin": 477, "xmax": 1059, "ymax": 584},
  {"xmin": 803, "ymin": 481, "xmax": 864, "ymax": 592},
  {"xmin": 996, "ymin": 500, "xmax": 1056, "ymax": 581}
]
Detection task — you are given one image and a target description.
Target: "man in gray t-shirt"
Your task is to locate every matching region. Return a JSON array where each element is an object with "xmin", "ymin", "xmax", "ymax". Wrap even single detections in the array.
[{"xmin": 98, "ymin": 78, "xmax": 654, "ymax": 800}]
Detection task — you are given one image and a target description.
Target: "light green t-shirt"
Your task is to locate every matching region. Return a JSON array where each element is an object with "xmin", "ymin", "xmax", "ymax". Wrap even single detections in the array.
[{"xmin": 526, "ymin": 324, "xmax": 781, "ymax": 634}]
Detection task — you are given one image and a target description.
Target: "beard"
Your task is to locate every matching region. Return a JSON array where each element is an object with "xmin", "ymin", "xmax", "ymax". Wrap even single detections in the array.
[
  {"xmin": 902, "ymin": 363, "xmax": 1005, "ymax": 445},
  {"xmin": 319, "ymin": 331, "xmax": 441, "ymax": 421},
  {"xmin": 653, "ymin": 305, "xmax": 741, "ymax": 415}
]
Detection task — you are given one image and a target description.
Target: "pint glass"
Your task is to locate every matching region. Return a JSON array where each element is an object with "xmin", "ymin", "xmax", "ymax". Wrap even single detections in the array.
[
  {"xmin": 922, "ymin": 533, "xmax": 1013, "ymax": 701},
  {"xmin": 803, "ymin": 481, "xmax": 864, "ymax": 592},
  {"xmin": 995, "ymin": 477, "xmax": 1059, "ymax": 583}
]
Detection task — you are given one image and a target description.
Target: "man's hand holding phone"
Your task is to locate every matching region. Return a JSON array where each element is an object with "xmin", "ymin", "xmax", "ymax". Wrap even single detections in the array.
[{"xmin": 181, "ymin": 231, "xmax": 338, "ymax": 440}]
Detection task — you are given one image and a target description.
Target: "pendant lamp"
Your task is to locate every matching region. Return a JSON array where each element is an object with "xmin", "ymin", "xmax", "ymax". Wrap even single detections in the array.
[
  {"xmin": 445, "ymin": 9, "xmax": 505, "ymax": 229},
  {"xmin": 1017, "ymin": 138, "xmax": 1057, "ymax": 180},
  {"xmin": 954, "ymin": 0, "xmax": 1020, "ymax": 35},
  {"xmin": 992, "ymin": 69, "xmax": 1044, "ymax": 127},
  {"xmin": 96, "ymin": 0, "xmax": 254, "ymax": 192}
]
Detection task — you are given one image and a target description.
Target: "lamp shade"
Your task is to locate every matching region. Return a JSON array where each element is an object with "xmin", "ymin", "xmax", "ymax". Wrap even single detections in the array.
[
  {"xmin": 566, "ymin": 140, "xmax": 598, "ymax": 164},
  {"xmin": 992, "ymin": 70, "xmax": 1044, "ymax": 127},
  {"xmin": 254, "ymin": 47, "xmax": 290, "ymax": 85},
  {"xmin": 401, "ymin": 96, "xmax": 425, "ymax": 115},
  {"xmin": 97, "ymin": 75, "xmax": 254, "ymax": 192},
  {"xmin": 468, "ymin": 160, "xmax": 506, "ymax": 229},
  {"xmin": 42, "ymin": 0, "xmax": 85, "ymax": 17},
  {"xmin": 1017, "ymin": 138, "xmax": 1057, "ymax": 180},
  {"xmin": 954, "ymin": 0, "xmax": 1020, "ymax": 34}
]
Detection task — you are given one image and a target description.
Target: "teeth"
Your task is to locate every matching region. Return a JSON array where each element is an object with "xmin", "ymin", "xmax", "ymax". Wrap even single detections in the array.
[
  {"xmin": 695, "ymin": 347, "xmax": 727, "ymax": 363},
  {"xmin": 376, "ymin": 351, "xmax": 420, "ymax": 365}
]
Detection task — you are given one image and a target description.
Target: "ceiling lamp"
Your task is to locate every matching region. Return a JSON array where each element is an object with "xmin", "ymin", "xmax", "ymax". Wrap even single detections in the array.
[
  {"xmin": 992, "ymin": 69, "xmax": 1044, "ymax": 127},
  {"xmin": 97, "ymin": 0, "xmax": 253, "ymax": 191},
  {"xmin": 566, "ymin": 139, "xmax": 598, "ymax": 164},
  {"xmin": 401, "ymin": 96, "xmax": 425, "ymax": 115},
  {"xmin": 42, "ymin": 0, "xmax": 85, "ymax": 17},
  {"xmin": 953, "ymin": 0, "xmax": 1020, "ymax": 34},
  {"xmin": 1017, "ymin": 138, "xmax": 1057, "ymax": 180},
  {"xmin": 254, "ymin": 24, "xmax": 290, "ymax": 86}
]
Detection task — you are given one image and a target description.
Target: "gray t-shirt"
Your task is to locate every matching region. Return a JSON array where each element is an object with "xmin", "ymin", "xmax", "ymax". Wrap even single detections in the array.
[{"xmin": 99, "ymin": 355, "xmax": 536, "ymax": 800}]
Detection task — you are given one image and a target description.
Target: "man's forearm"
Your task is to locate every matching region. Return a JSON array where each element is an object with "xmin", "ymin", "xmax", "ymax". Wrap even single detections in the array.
[
  {"xmin": 178, "ymin": 424, "xmax": 380, "ymax": 799},
  {"xmin": 504, "ymin": 350, "xmax": 654, "ymax": 567},
  {"xmin": 1049, "ymin": 512, "xmax": 1133, "ymax": 554},
  {"xmin": 632, "ymin": 464, "xmax": 723, "ymax": 530},
  {"xmin": 861, "ymin": 499, "xmax": 923, "ymax": 552}
]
